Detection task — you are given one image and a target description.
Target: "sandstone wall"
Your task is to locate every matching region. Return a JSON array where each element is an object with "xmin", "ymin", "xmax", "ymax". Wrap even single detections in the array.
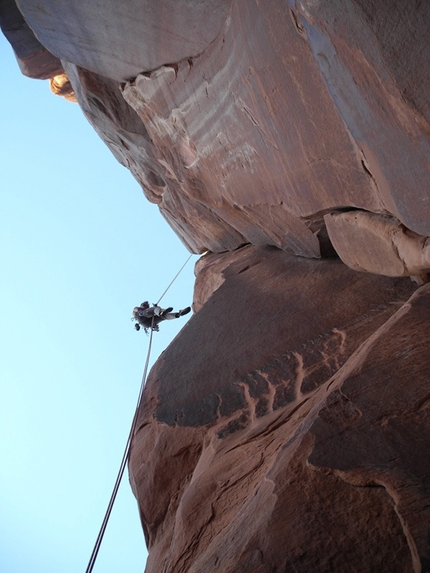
[
  {"xmin": 2, "ymin": 0, "xmax": 430, "ymax": 571},
  {"xmin": 6, "ymin": 0, "xmax": 429, "ymax": 262},
  {"xmin": 130, "ymin": 247, "xmax": 429, "ymax": 573}
]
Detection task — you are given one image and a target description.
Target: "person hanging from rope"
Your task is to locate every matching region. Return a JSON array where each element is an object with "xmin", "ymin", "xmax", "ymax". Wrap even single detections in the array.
[
  {"xmin": 132, "ymin": 301, "xmax": 191, "ymax": 332},
  {"xmin": 85, "ymin": 253, "xmax": 194, "ymax": 573}
]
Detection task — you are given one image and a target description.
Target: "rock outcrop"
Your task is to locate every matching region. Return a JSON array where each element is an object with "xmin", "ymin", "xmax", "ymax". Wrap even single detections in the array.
[
  {"xmin": 130, "ymin": 247, "xmax": 429, "ymax": 573},
  {"xmin": 49, "ymin": 72, "xmax": 77, "ymax": 102},
  {"xmin": 5, "ymin": 0, "xmax": 429, "ymax": 260},
  {"xmin": 0, "ymin": 0, "xmax": 63, "ymax": 78},
  {"xmin": 325, "ymin": 211, "xmax": 430, "ymax": 282},
  {"xmin": 2, "ymin": 0, "xmax": 430, "ymax": 571}
]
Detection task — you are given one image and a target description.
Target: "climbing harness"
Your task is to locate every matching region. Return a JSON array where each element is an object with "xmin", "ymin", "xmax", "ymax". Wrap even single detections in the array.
[
  {"xmin": 132, "ymin": 303, "xmax": 192, "ymax": 333},
  {"xmin": 84, "ymin": 252, "xmax": 193, "ymax": 573}
]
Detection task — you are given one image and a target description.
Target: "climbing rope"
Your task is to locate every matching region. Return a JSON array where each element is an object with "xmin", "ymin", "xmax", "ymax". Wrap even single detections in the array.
[
  {"xmin": 156, "ymin": 253, "xmax": 193, "ymax": 305},
  {"xmin": 84, "ymin": 252, "xmax": 194, "ymax": 573},
  {"xmin": 85, "ymin": 322, "xmax": 154, "ymax": 573}
]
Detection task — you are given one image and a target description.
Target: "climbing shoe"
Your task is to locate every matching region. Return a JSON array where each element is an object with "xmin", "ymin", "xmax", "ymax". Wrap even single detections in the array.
[{"xmin": 175, "ymin": 306, "xmax": 191, "ymax": 318}]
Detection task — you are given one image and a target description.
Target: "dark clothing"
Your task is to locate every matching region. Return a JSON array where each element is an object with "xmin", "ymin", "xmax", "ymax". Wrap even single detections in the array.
[{"xmin": 133, "ymin": 303, "xmax": 191, "ymax": 332}]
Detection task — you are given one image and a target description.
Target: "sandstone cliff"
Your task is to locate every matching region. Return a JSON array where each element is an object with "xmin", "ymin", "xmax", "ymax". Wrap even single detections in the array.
[
  {"xmin": 2, "ymin": 1, "xmax": 430, "ymax": 571},
  {"xmin": 131, "ymin": 246, "xmax": 428, "ymax": 573}
]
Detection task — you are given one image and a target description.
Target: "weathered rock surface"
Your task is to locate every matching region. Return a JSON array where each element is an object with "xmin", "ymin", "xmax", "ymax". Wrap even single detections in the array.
[
  {"xmin": 0, "ymin": 0, "xmax": 63, "ymax": 79},
  {"xmin": 325, "ymin": 211, "xmax": 430, "ymax": 280},
  {"xmin": 130, "ymin": 247, "xmax": 429, "ymax": 572},
  {"xmin": 16, "ymin": 0, "xmax": 231, "ymax": 81},
  {"xmin": 3, "ymin": 1, "xmax": 430, "ymax": 571},
  {"xmin": 49, "ymin": 72, "xmax": 77, "ymax": 102},
  {"xmin": 9, "ymin": 0, "xmax": 430, "ymax": 259}
]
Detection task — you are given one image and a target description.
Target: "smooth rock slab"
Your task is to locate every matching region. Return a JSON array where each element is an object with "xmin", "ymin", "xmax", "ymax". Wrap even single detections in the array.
[{"xmin": 16, "ymin": 0, "xmax": 231, "ymax": 81}]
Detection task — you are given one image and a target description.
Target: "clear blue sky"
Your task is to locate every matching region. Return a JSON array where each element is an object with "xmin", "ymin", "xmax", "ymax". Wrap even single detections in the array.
[{"xmin": 1, "ymin": 32, "xmax": 197, "ymax": 573}]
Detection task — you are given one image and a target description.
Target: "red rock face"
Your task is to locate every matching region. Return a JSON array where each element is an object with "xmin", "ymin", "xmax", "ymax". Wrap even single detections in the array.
[
  {"xmin": 12, "ymin": 0, "xmax": 429, "ymax": 259},
  {"xmin": 325, "ymin": 211, "xmax": 430, "ymax": 280},
  {"xmin": 0, "ymin": 0, "xmax": 63, "ymax": 79},
  {"xmin": 129, "ymin": 247, "xmax": 430, "ymax": 573},
  {"xmin": 3, "ymin": 1, "xmax": 430, "ymax": 571},
  {"xmin": 16, "ymin": 0, "xmax": 231, "ymax": 81}
]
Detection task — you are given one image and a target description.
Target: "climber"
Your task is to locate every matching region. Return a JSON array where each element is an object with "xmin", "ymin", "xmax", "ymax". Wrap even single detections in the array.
[{"xmin": 132, "ymin": 301, "xmax": 191, "ymax": 332}]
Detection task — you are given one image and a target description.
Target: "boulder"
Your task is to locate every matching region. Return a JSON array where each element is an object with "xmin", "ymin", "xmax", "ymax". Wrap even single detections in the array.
[{"xmin": 325, "ymin": 210, "xmax": 430, "ymax": 280}]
